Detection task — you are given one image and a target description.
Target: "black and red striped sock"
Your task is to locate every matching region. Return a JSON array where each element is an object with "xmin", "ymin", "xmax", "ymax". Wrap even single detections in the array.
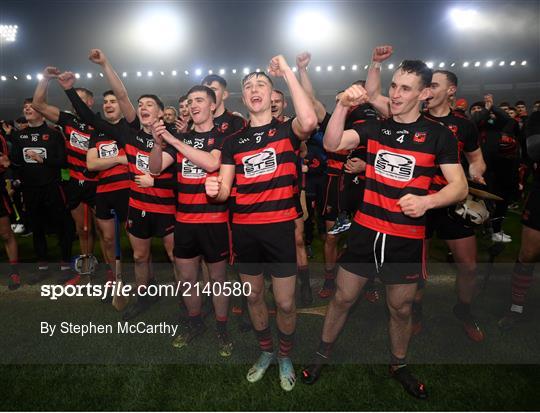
[
  {"xmin": 278, "ymin": 329, "xmax": 295, "ymax": 358},
  {"xmin": 316, "ymin": 340, "xmax": 334, "ymax": 359},
  {"xmin": 189, "ymin": 313, "xmax": 203, "ymax": 328},
  {"xmin": 254, "ymin": 326, "xmax": 273, "ymax": 353},
  {"xmin": 510, "ymin": 260, "xmax": 535, "ymax": 311},
  {"xmin": 9, "ymin": 260, "xmax": 19, "ymax": 275},
  {"xmin": 216, "ymin": 315, "xmax": 228, "ymax": 334}
]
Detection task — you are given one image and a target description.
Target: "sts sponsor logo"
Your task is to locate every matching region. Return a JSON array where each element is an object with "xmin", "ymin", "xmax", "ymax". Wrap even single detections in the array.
[
  {"xmin": 69, "ymin": 131, "xmax": 90, "ymax": 150},
  {"xmin": 98, "ymin": 142, "xmax": 119, "ymax": 158},
  {"xmin": 23, "ymin": 147, "xmax": 47, "ymax": 163},
  {"xmin": 135, "ymin": 152, "xmax": 149, "ymax": 173},
  {"xmin": 374, "ymin": 150, "xmax": 415, "ymax": 182},
  {"xmin": 242, "ymin": 148, "xmax": 277, "ymax": 178},
  {"xmin": 182, "ymin": 158, "xmax": 206, "ymax": 179}
]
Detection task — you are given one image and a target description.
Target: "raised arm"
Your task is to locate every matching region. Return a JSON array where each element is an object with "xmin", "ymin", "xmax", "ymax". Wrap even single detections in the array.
[
  {"xmin": 57, "ymin": 71, "xmax": 98, "ymax": 125},
  {"xmin": 296, "ymin": 52, "xmax": 327, "ymax": 123},
  {"xmin": 323, "ymin": 85, "xmax": 367, "ymax": 152},
  {"xmin": 88, "ymin": 49, "xmax": 136, "ymax": 123},
  {"xmin": 365, "ymin": 45, "xmax": 393, "ymax": 117},
  {"xmin": 268, "ymin": 55, "xmax": 317, "ymax": 139},
  {"xmin": 32, "ymin": 67, "xmax": 61, "ymax": 123}
]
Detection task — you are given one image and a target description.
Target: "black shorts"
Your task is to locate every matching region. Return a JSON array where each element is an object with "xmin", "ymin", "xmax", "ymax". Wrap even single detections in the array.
[
  {"xmin": 0, "ymin": 187, "xmax": 12, "ymax": 218},
  {"xmin": 126, "ymin": 207, "xmax": 175, "ymax": 239},
  {"xmin": 95, "ymin": 189, "xmax": 130, "ymax": 222},
  {"xmin": 425, "ymin": 207, "xmax": 475, "ymax": 240},
  {"xmin": 64, "ymin": 178, "xmax": 97, "ymax": 210},
  {"xmin": 340, "ymin": 222, "xmax": 426, "ymax": 285},
  {"xmin": 174, "ymin": 222, "xmax": 230, "ymax": 263},
  {"xmin": 322, "ymin": 174, "xmax": 341, "ymax": 222},
  {"xmin": 522, "ymin": 188, "xmax": 540, "ymax": 231},
  {"xmin": 232, "ymin": 221, "xmax": 296, "ymax": 277}
]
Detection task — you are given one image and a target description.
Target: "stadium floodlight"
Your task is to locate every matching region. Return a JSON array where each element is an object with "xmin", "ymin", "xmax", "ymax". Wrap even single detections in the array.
[
  {"xmin": 75, "ymin": 73, "xmax": 81, "ymax": 79},
  {"xmin": 136, "ymin": 71, "xmax": 142, "ymax": 77},
  {"xmin": 208, "ymin": 69, "xmax": 213, "ymax": 74},
  {"xmin": 474, "ymin": 61, "xmax": 481, "ymax": 67},
  {"xmin": 510, "ymin": 60, "xmax": 516, "ymax": 66},
  {"xmin": 388, "ymin": 63, "xmax": 394, "ymax": 70},
  {"xmin": 292, "ymin": 10, "xmax": 335, "ymax": 47},
  {"xmin": 327, "ymin": 65, "xmax": 333, "ymax": 72},
  {"xmin": 242, "ymin": 67, "xmax": 249, "ymax": 75},
  {"xmin": 439, "ymin": 62, "xmax": 445, "ymax": 68},
  {"xmin": 450, "ymin": 62, "xmax": 456, "ymax": 67},
  {"xmin": 184, "ymin": 70, "xmax": 189, "ymax": 75},
  {"xmin": 26, "ymin": 74, "xmax": 32, "ymax": 80},
  {"xmin": 499, "ymin": 61, "xmax": 505, "ymax": 66},
  {"xmin": 13, "ymin": 76, "xmax": 18, "ymax": 80},
  {"xmin": 340, "ymin": 65, "xmax": 346, "ymax": 71},
  {"xmin": 147, "ymin": 71, "xmax": 153, "ymax": 77},
  {"xmin": 171, "ymin": 70, "xmax": 177, "ymax": 76},
  {"xmin": 255, "ymin": 68, "xmax": 261, "ymax": 73},
  {"xmin": 232, "ymin": 69, "xmax": 237, "ymax": 74},
  {"xmin": 1, "ymin": 76, "xmax": 6, "ymax": 81},
  {"xmin": 521, "ymin": 60, "xmax": 527, "ymax": 66},
  {"xmin": 292, "ymin": 67, "xmax": 297, "ymax": 72},
  {"xmin": 160, "ymin": 71, "xmax": 164, "ymax": 76},
  {"xmin": 352, "ymin": 64, "xmax": 358, "ymax": 71},
  {"xmin": 364, "ymin": 65, "xmax": 369, "ymax": 70},
  {"xmin": 131, "ymin": 10, "xmax": 184, "ymax": 54},
  {"xmin": 449, "ymin": 8, "xmax": 478, "ymax": 30},
  {"xmin": 486, "ymin": 60, "xmax": 493, "ymax": 67},
  {"xmin": 315, "ymin": 66, "xmax": 321, "ymax": 72},
  {"xmin": 0, "ymin": 25, "xmax": 18, "ymax": 42},
  {"xmin": 122, "ymin": 72, "xmax": 128, "ymax": 77},
  {"xmin": 463, "ymin": 61, "xmax": 470, "ymax": 67},
  {"xmin": 219, "ymin": 68, "xmax": 226, "ymax": 75},
  {"xmin": 99, "ymin": 72, "xmax": 104, "ymax": 77},
  {"xmin": 426, "ymin": 61, "xmax": 434, "ymax": 68},
  {"xmin": 195, "ymin": 68, "xmax": 202, "ymax": 76},
  {"xmin": 36, "ymin": 73, "xmax": 44, "ymax": 80}
]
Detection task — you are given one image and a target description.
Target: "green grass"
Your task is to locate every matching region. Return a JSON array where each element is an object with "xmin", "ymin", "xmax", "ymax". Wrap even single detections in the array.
[{"xmin": 0, "ymin": 203, "xmax": 539, "ymax": 410}]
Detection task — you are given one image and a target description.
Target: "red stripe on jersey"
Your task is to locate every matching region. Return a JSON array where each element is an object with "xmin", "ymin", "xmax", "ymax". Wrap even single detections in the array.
[
  {"xmin": 368, "ymin": 141, "xmax": 436, "ymax": 168},
  {"xmin": 67, "ymin": 155, "xmax": 87, "ymax": 168},
  {"xmin": 365, "ymin": 165, "xmax": 432, "ymax": 190},
  {"xmin": 178, "ymin": 192, "xmax": 210, "ymax": 205},
  {"xmin": 235, "ymin": 185, "xmax": 294, "ymax": 205},
  {"xmin": 176, "ymin": 211, "xmax": 228, "ymax": 224},
  {"xmin": 232, "ymin": 207, "xmax": 298, "ymax": 225},
  {"xmin": 129, "ymin": 197, "xmax": 175, "ymax": 214},
  {"xmin": 130, "ymin": 183, "xmax": 173, "ymax": 198},
  {"xmin": 354, "ymin": 211, "xmax": 425, "ymax": 239},
  {"xmin": 363, "ymin": 189, "xmax": 403, "ymax": 213}
]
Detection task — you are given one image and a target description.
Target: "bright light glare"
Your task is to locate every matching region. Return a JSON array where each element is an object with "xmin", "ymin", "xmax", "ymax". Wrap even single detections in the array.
[
  {"xmin": 521, "ymin": 60, "xmax": 527, "ymax": 66},
  {"xmin": 131, "ymin": 10, "xmax": 184, "ymax": 53},
  {"xmin": 75, "ymin": 73, "xmax": 81, "ymax": 79},
  {"xmin": 232, "ymin": 69, "xmax": 237, "ymax": 74},
  {"xmin": 195, "ymin": 69, "xmax": 202, "ymax": 76},
  {"xmin": 499, "ymin": 61, "xmax": 505, "ymax": 66},
  {"xmin": 291, "ymin": 10, "xmax": 335, "ymax": 47},
  {"xmin": 37, "ymin": 73, "xmax": 44, "ymax": 80},
  {"xmin": 463, "ymin": 61, "xmax": 469, "ymax": 67},
  {"xmin": 388, "ymin": 63, "xmax": 394, "ymax": 70},
  {"xmin": 147, "ymin": 71, "xmax": 153, "ymax": 77},
  {"xmin": 327, "ymin": 65, "xmax": 333, "ymax": 72},
  {"xmin": 292, "ymin": 67, "xmax": 297, "ymax": 72},
  {"xmin": 219, "ymin": 68, "xmax": 226, "ymax": 75},
  {"xmin": 243, "ymin": 67, "xmax": 249, "ymax": 75},
  {"xmin": 351, "ymin": 64, "xmax": 358, "ymax": 71},
  {"xmin": 438, "ymin": 62, "xmax": 445, "ymax": 68},
  {"xmin": 474, "ymin": 61, "xmax": 481, "ymax": 67},
  {"xmin": 87, "ymin": 73, "xmax": 92, "ymax": 78},
  {"xmin": 510, "ymin": 61, "xmax": 516, "ymax": 66},
  {"xmin": 315, "ymin": 66, "xmax": 321, "ymax": 72},
  {"xmin": 449, "ymin": 8, "xmax": 478, "ymax": 30},
  {"xmin": 122, "ymin": 72, "xmax": 128, "ymax": 77},
  {"xmin": 426, "ymin": 62, "xmax": 434, "ymax": 68},
  {"xmin": 26, "ymin": 74, "xmax": 32, "ymax": 80},
  {"xmin": 486, "ymin": 61, "xmax": 493, "ymax": 67},
  {"xmin": 340, "ymin": 65, "xmax": 346, "ymax": 71},
  {"xmin": 0, "ymin": 25, "xmax": 18, "ymax": 42},
  {"xmin": 136, "ymin": 71, "xmax": 142, "ymax": 77},
  {"xmin": 171, "ymin": 70, "xmax": 177, "ymax": 76},
  {"xmin": 1, "ymin": 76, "xmax": 6, "ymax": 81}
]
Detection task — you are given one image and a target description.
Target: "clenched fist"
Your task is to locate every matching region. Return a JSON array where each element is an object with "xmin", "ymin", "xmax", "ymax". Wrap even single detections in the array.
[
  {"xmin": 372, "ymin": 45, "xmax": 393, "ymax": 63},
  {"xmin": 205, "ymin": 175, "xmax": 223, "ymax": 198}
]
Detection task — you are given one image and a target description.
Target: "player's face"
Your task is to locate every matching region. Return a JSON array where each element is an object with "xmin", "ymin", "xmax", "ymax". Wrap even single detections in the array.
[
  {"xmin": 163, "ymin": 109, "xmax": 177, "ymax": 124},
  {"xmin": 76, "ymin": 90, "xmax": 94, "ymax": 109},
  {"xmin": 23, "ymin": 103, "xmax": 42, "ymax": 123},
  {"xmin": 516, "ymin": 104, "xmax": 527, "ymax": 116},
  {"xmin": 137, "ymin": 97, "xmax": 162, "ymax": 127},
  {"xmin": 500, "ymin": 105, "xmax": 509, "ymax": 113},
  {"xmin": 187, "ymin": 91, "xmax": 216, "ymax": 125},
  {"xmin": 242, "ymin": 75, "xmax": 272, "ymax": 114},
  {"xmin": 534, "ymin": 102, "xmax": 540, "ymax": 112},
  {"xmin": 271, "ymin": 91, "xmax": 285, "ymax": 118},
  {"xmin": 204, "ymin": 81, "xmax": 225, "ymax": 108},
  {"xmin": 508, "ymin": 109, "xmax": 517, "ymax": 118},
  {"xmin": 388, "ymin": 70, "xmax": 428, "ymax": 116},
  {"xmin": 427, "ymin": 73, "xmax": 455, "ymax": 110},
  {"xmin": 179, "ymin": 100, "xmax": 190, "ymax": 120},
  {"xmin": 470, "ymin": 105, "xmax": 483, "ymax": 115},
  {"xmin": 102, "ymin": 95, "xmax": 121, "ymax": 122}
]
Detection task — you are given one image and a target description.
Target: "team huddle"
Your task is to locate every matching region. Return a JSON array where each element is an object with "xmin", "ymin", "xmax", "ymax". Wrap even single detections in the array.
[{"xmin": 1, "ymin": 45, "xmax": 539, "ymax": 399}]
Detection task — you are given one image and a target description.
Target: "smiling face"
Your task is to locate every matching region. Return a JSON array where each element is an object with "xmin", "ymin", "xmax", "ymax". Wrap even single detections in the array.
[
  {"xmin": 241, "ymin": 73, "xmax": 272, "ymax": 115},
  {"xmin": 203, "ymin": 80, "xmax": 227, "ymax": 110},
  {"xmin": 427, "ymin": 72, "xmax": 456, "ymax": 111},
  {"xmin": 137, "ymin": 97, "xmax": 163, "ymax": 127},
  {"xmin": 163, "ymin": 108, "xmax": 177, "ymax": 124},
  {"xmin": 187, "ymin": 90, "xmax": 216, "ymax": 126},
  {"xmin": 178, "ymin": 99, "xmax": 190, "ymax": 120},
  {"xmin": 102, "ymin": 94, "xmax": 122, "ymax": 122},
  {"xmin": 23, "ymin": 101, "xmax": 43, "ymax": 123},
  {"xmin": 388, "ymin": 69, "xmax": 430, "ymax": 117}
]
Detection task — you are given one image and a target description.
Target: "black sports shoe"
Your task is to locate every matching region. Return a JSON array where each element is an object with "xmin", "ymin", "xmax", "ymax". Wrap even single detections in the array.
[
  {"xmin": 28, "ymin": 270, "xmax": 50, "ymax": 285},
  {"xmin": 122, "ymin": 300, "xmax": 150, "ymax": 321},
  {"xmin": 8, "ymin": 273, "xmax": 21, "ymax": 290},
  {"xmin": 300, "ymin": 280, "xmax": 313, "ymax": 306},
  {"xmin": 390, "ymin": 366, "xmax": 428, "ymax": 399},
  {"xmin": 301, "ymin": 353, "xmax": 328, "ymax": 385}
]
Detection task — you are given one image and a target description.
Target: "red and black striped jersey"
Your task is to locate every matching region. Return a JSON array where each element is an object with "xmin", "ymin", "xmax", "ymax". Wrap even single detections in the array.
[
  {"xmin": 221, "ymin": 117, "xmax": 300, "ymax": 225},
  {"xmin": 164, "ymin": 128, "xmax": 229, "ymax": 224},
  {"xmin": 89, "ymin": 130, "xmax": 130, "ymax": 194},
  {"xmin": 57, "ymin": 111, "xmax": 98, "ymax": 182},
  {"xmin": 120, "ymin": 123, "xmax": 175, "ymax": 215},
  {"xmin": 214, "ymin": 110, "xmax": 247, "ymax": 135},
  {"xmin": 352, "ymin": 115, "xmax": 459, "ymax": 239},
  {"xmin": 425, "ymin": 111, "xmax": 479, "ymax": 192},
  {"xmin": 0, "ymin": 133, "xmax": 8, "ymax": 176}
]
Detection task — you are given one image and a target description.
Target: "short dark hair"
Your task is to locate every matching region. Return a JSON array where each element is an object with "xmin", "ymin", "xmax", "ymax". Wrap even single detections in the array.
[
  {"xmin": 397, "ymin": 60, "xmax": 432, "ymax": 89},
  {"xmin": 515, "ymin": 100, "xmax": 526, "ymax": 106},
  {"xmin": 470, "ymin": 101, "xmax": 484, "ymax": 112},
  {"xmin": 352, "ymin": 80, "xmax": 366, "ymax": 87},
  {"xmin": 178, "ymin": 94, "xmax": 188, "ymax": 104},
  {"xmin": 75, "ymin": 87, "xmax": 94, "ymax": 98},
  {"xmin": 241, "ymin": 71, "xmax": 273, "ymax": 87},
  {"xmin": 499, "ymin": 101, "xmax": 510, "ymax": 107},
  {"xmin": 187, "ymin": 85, "xmax": 216, "ymax": 103},
  {"xmin": 23, "ymin": 97, "xmax": 33, "ymax": 105},
  {"xmin": 534, "ymin": 100, "xmax": 540, "ymax": 105},
  {"xmin": 201, "ymin": 74, "xmax": 227, "ymax": 89},
  {"xmin": 433, "ymin": 70, "xmax": 458, "ymax": 87},
  {"xmin": 102, "ymin": 90, "xmax": 115, "ymax": 98},
  {"xmin": 138, "ymin": 94, "xmax": 164, "ymax": 110},
  {"xmin": 508, "ymin": 106, "xmax": 517, "ymax": 112},
  {"xmin": 272, "ymin": 89, "xmax": 285, "ymax": 99}
]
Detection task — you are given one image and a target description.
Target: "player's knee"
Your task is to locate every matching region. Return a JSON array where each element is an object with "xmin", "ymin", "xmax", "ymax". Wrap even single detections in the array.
[
  {"xmin": 333, "ymin": 289, "xmax": 356, "ymax": 310},
  {"xmin": 388, "ymin": 300, "xmax": 412, "ymax": 320},
  {"xmin": 133, "ymin": 250, "xmax": 150, "ymax": 263},
  {"xmin": 325, "ymin": 233, "xmax": 338, "ymax": 246},
  {"xmin": 0, "ymin": 229, "xmax": 11, "ymax": 242},
  {"xmin": 246, "ymin": 287, "xmax": 264, "ymax": 304},
  {"xmin": 276, "ymin": 297, "xmax": 295, "ymax": 314}
]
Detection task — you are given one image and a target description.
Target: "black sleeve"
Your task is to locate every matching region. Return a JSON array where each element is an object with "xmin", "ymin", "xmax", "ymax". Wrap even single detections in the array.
[
  {"xmin": 43, "ymin": 129, "xmax": 67, "ymax": 168},
  {"xmin": 164, "ymin": 143, "xmax": 177, "ymax": 160},
  {"xmin": 220, "ymin": 136, "xmax": 235, "ymax": 165},
  {"xmin": 88, "ymin": 130, "xmax": 100, "ymax": 150},
  {"xmin": 435, "ymin": 128, "xmax": 459, "ymax": 165},
  {"xmin": 463, "ymin": 121, "xmax": 480, "ymax": 153},
  {"xmin": 65, "ymin": 88, "xmax": 99, "ymax": 126},
  {"xmin": 350, "ymin": 119, "xmax": 379, "ymax": 146},
  {"xmin": 285, "ymin": 118, "xmax": 301, "ymax": 150},
  {"xmin": 318, "ymin": 112, "xmax": 332, "ymax": 134},
  {"xmin": 57, "ymin": 111, "xmax": 75, "ymax": 129},
  {"xmin": 9, "ymin": 132, "xmax": 23, "ymax": 167}
]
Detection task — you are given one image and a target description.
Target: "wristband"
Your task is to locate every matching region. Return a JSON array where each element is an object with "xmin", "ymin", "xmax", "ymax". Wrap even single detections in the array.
[{"xmin": 370, "ymin": 61, "xmax": 382, "ymax": 70}]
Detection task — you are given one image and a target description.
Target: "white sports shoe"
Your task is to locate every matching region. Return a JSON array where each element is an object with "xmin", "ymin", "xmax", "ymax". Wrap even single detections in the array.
[{"xmin": 491, "ymin": 231, "xmax": 512, "ymax": 243}]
